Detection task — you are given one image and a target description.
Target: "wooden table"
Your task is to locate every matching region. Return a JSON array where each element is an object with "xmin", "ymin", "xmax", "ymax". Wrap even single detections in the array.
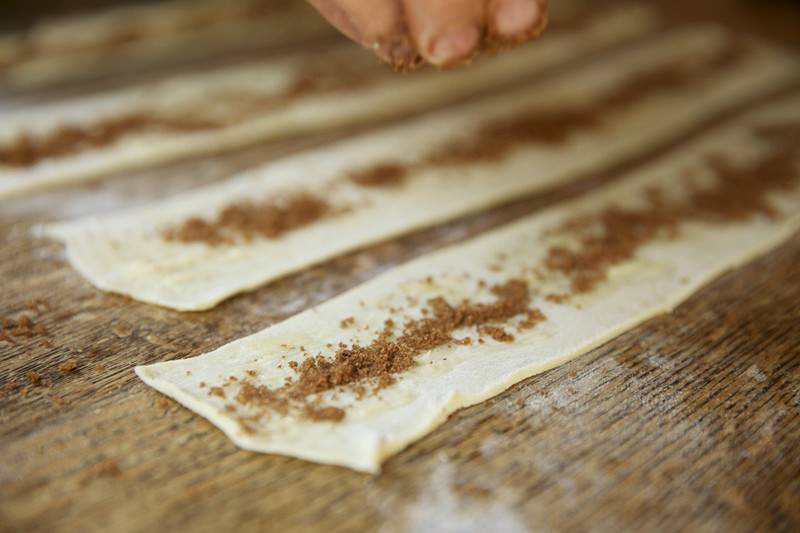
[{"xmin": 2, "ymin": 1, "xmax": 799, "ymax": 531}]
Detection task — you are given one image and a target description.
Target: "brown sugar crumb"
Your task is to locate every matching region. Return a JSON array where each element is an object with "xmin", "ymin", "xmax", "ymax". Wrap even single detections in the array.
[
  {"xmin": 208, "ymin": 386, "xmax": 226, "ymax": 399},
  {"xmin": 224, "ymin": 404, "xmax": 236, "ymax": 413},
  {"xmin": 156, "ymin": 397, "xmax": 172, "ymax": 410},
  {"xmin": 340, "ymin": 316, "xmax": 355, "ymax": 328},
  {"xmin": 232, "ymin": 279, "xmax": 542, "ymax": 422},
  {"xmin": 245, "ymin": 370, "xmax": 257, "ymax": 377},
  {"xmin": 479, "ymin": 326, "xmax": 515, "ymax": 343},
  {"xmin": 163, "ymin": 193, "xmax": 330, "ymax": 246},
  {"xmin": 454, "ymin": 337, "xmax": 473, "ymax": 345},
  {"xmin": 542, "ymin": 124, "xmax": 800, "ymax": 295},
  {"xmin": 349, "ymin": 163, "xmax": 407, "ymax": 187},
  {"xmin": 545, "ymin": 293, "xmax": 570, "ymax": 304},
  {"xmin": 304, "ymin": 405, "xmax": 346, "ymax": 422},
  {"xmin": 235, "ymin": 380, "xmax": 289, "ymax": 416},
  {"xmin": 26, "ymin": 371, "xmax": 42, "ymax": 386},
  {"xmin": 1, "ymin": 382, "xmax": 18, "ymax": 396},
  {"xmin": 353, "ymin": 384, "xmax": 366, "ymax": 399},
  {"xmin": 82, "ymin": 459, "xmax": 121, "ymax": 484},
  {"xmin": 1, "ymin": 314, "xmax": 49, "ymax": 343},
  {"xmin": 519, "ymin": 309, "xmax": 547, "ymax": 330},
  {"xmin": 59, "ymin": 359, "xmax": 78, "ymax": 373}
]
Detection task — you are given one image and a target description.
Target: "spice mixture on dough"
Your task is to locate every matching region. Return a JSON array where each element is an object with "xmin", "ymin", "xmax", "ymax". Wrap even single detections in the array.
[
  {"xmin": 228, "ymin": 279, "xmax": 543, "ymax": 424},
  {"xmin": 0, "ymin": 62, "xmax": 377, "ymax": 168},
  {"xmin": 212, "ymin": 120, "xmax": 798, "ymax": 427},
  {"xmin": 163, "ymin": 193, "xmax": 330, "ymax": 245},
  {"xmin": 163, "ymin": 38, "xmax": 748, "ymax": 246}
]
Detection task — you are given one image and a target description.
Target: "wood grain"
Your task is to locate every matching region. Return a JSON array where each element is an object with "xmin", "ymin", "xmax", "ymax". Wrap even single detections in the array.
[{"xmin": 1, "ymin": 1, "xmax": 799, "ymax": 532}]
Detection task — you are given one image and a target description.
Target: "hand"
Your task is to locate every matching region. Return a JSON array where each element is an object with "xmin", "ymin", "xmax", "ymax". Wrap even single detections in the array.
[{"xmin": 308, "ymin": 0, "xmax": 548, "ymax": 70}]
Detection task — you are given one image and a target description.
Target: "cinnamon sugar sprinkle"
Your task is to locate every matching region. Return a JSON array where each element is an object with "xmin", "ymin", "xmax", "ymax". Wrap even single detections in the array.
[
  {"xmin": 543, "ymin": 122, "xmax": 800, "ymax": 294},
  {"xmin": 59, "ymin": 359, "xmax": 78, "ymax": 373},
  {"xmin": 0, "ymin": 115, "xmax": 222, "ymax": 168},
  {"xmin": 163, "ymin": 193, "xmax": 329, "ymax": 245},
  {"xmin": 0, "ymin": 301, "xmax": 50, "ymax": 345},
  {"xmin": 413, "ymin": 40, "xmax": 745, "ymax": 168},
  {"xmin": 0, "ymin": 62, "xmax": 377, "ymax": 169},
  {"xmin": 1, "ymin": 0, "xmax": 293, "ymax": 69},
  {"xmin": 348, "ymin": 163, "xmax": 408, "ymax": 188},
  {"xmin": 220, "ymin": 119, "xmax": 798, "ymax": 426},
  {"xmin": 0, "ymin": 316, "xmax": 48, "ymax": 343},
  {"xmin": 230, "ymin": 279, "xmax": 541, "ymax": 422},
  {"xmin": 164, "ymin": 40, "xmax": 748, "ymax": 246},
  {"xmin": 80, "ymin": 459, "xmax": 121, "ymax": 485}
]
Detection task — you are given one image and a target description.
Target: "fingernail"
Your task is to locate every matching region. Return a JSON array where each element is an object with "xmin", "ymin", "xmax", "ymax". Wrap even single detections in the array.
[
  {"xmin": 494, "ymin": 0, "xmax": 541, "ymax": 37},
  {"xmin": 428, "ymin": 26, "xmax": 480, "ymax": 66}
]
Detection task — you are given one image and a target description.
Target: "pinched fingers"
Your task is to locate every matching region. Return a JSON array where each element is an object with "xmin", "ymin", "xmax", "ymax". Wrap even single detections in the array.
[
  {"xmin": 308, "ymin": 0, "xmax": 548, "ymax": 69},
  {"xmin": 307, "ymin": 0, "xmax": 423, "ymax": 69},
  {"xmin": 403, "ymin": 0, "xmax": 548, "ymax": 66}
]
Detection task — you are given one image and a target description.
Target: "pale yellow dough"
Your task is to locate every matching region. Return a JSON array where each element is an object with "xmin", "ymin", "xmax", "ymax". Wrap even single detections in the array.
[
  {"xmin": 47, "ymin": 27, "xmax": 799, "ymax": 310},
  {"xmin": 136, "ymin": 96, "xmax": 800, "ymax": 473},
  {"xmin": 0, "ymin": 3, "xmax": 655, "ymax": 199},
  {"xmin": 0, "ymin": 0, "xmax": 333, "ymax": 88}
]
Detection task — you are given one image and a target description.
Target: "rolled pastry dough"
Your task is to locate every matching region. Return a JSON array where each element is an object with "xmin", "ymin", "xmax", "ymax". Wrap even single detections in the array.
[
  {"xmin": 136, "ymin": 95, "xmax": 800, "ymax": 472},
  {"xmin": 0, "ymin": 3, "xmax": 657, "ymax": 199},
  {"xmin": 47, "ymin": 27, "xmax": 799, "ymax": 310},
  {"xmin": 0, "ymin": 0, "xmax": 333, "ymax": 88}
]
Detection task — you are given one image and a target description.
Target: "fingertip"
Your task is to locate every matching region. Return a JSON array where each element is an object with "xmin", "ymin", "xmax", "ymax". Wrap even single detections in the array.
[
  {"xmin": 403, "ymin": 0, "xmax": 484, "ymax": 68},
  {"xmin": 426, "ymin": 26, "xmax": 481, "ymax": 67},
  {"xmin": 491, "ymin": 0, "xmax": 547, "ymax": 40}
]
